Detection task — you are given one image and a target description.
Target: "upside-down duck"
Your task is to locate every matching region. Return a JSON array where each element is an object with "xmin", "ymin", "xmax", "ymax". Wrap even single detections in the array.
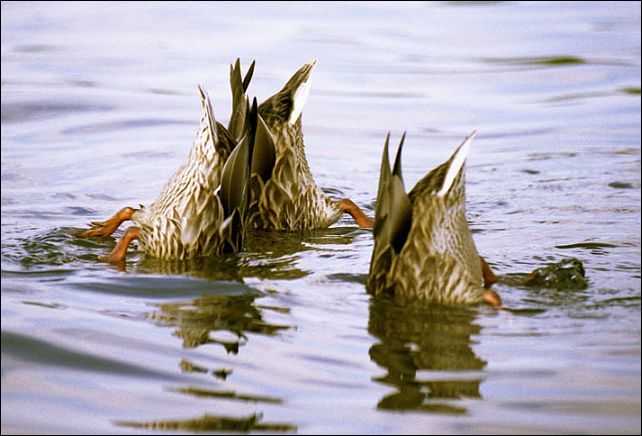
[
  {"xmin": 367, "ymin": 132, "xmax": 500, "ymax": 306},
  {"xmin": 243, "ymin": 60, "xmax": 374, "ymax": 230},
  {"xmin": 80, "ymin": 83, "xmax": 258, "ymax": 262}
]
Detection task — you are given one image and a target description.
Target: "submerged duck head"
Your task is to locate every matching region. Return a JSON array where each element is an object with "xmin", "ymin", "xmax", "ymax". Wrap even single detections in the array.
[{"xmin": 368, "ymin": 132, "xmax": 499, "ymax": 305}]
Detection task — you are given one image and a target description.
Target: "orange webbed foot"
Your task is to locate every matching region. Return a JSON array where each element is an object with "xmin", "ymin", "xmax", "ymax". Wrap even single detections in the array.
[
  {"xmin": 80, "ymin": 207, "xmax": 136, "ymax": 237},
  {"xmin": 99, "ymin": 226, "xmax": 140, "ymax": 263},
  {"xmin": 480, "ymin": 257, "xmax": 501, "ymax": 307},
  {"xmin": 339, "ymin": 198, "xmax": 374, "ymax": 229},
  {"xmin": 483, "ymin": 289, "xmax": 502, "ymax": 307}
]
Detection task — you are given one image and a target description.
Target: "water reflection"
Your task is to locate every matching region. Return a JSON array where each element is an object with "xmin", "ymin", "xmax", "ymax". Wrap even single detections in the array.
[
  {"xmin": 130, "ymin": 226, "xmax": 358, "ymax": 281},
  {"xmin": 74, "ymin": 225, "xmax": 357, "ymax": 279},
  {"xmin": 130, "ymin": 290, "xmax": 296, "ymax": 432},
  {"xmin": 169, "ymin": 386, "xmax": 282, "ymax": 403},
  {"xmin": 129, "ymin": 282, "xmax": 296, "ymax": 432},
  {"xmin": 239, "ymin": 227, "xmax": 359, "ymax": 280},
  {"xmin": 116, "ymin": 412, "xmax": 296, "ymax": 432},
  {"xmin": 0, "ymin": 224, "xmax": 353, "ymax": 280},
  {"xmin": 146, "ymin": 293, "xmax": 291, "ymax": 351},
  {"xmin": 368, "ymin": 298, "xmax": 485, "ymax": 414},
  {"xmin": 134, "ymin": 255, "xmax": 243, "ymax": 281}
]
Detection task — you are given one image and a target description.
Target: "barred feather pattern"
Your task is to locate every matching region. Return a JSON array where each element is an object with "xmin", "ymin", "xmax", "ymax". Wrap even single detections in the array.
[
  {"xmin": 132, "ymin": 91, "xmax": 235, "ymax": 259},
  {"xmin": 248, "ymin": 116, "xmax": 342, "ymax": 230},
  {"xmin": 367, "ymin": 159, "xmax": 484, "ymax": 305}
]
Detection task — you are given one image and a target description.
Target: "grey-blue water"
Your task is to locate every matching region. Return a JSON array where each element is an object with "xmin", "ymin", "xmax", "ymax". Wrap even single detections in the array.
[{"xmin": 1, "ymin": 1, "xmax": 640, "ymax": 434}]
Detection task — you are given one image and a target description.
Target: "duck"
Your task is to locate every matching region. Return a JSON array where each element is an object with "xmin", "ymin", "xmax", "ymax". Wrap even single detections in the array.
[
  {"xmin": 366, "ymin": 132, "xmax": 501, "ymax": 306},
  {"xmin": 243, "ymin": 60, "xmax": 374, "ymax": 230},
  {"xmin": 80, "ymin": 83, "xmax": 259, "ymax": 262}
]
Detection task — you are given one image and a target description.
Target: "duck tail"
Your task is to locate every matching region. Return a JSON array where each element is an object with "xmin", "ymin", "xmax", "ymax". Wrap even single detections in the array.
[
  {"xmin": 196, "ymin": 84, "xmax": 237, "ymax": 162},
  {"xmin": 251, "ymin": 112, "xmax": 276, "ymax": 183},
  {"xmin": 218, "ymin": 98, "xmax": 258, "ymax": 253},
  {"xmin": 368, "ymin": 133, "xmax": 413, "ymax": 295},
  {"xmin": 197, "ymin": 84, "xmax": 217, "ymax": 144},
  {"xmin": 283, "ymin": 59, "xmax": 316, "ymax": 124},
  {"xmin": 259, "ymin": 60, "xmax": 316, "ymax": 125},
  {"xmin": 436, "ymin": 130, "xmax": 476, "ymax": 197},
  {"xmin": 228, "ymin": 58, "xmax": 256, "ymax": 141},
  {"xmin": 194, "ymin": 84, "xmax": 219, "ymax": 152}
]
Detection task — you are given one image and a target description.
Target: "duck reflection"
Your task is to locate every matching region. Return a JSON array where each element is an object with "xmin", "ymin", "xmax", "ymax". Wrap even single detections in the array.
[
  {"xmin": 240, "ymin": 226, "xmax": 359, "ymax": 279},
  {"xmin": 136, "ymin": 269, "xmax": 296, "ymax": 431},
  {"xmin": 116, "ymin": 412, "xmax": 295, "ymax": 432},
  {"xmin": 136, "ymin": 227, "xmax": 357, "ymax": 353},
  {"xmin": 368, "ymin": 297, "xmax": 486, "ymax": 414},
  {"xmin": 147, "ymin": 293, "xmax": 291, "ymax": 351},
  {"xmin": 134, "ymin": 255, "xmax": 243, "ymax": 281}
]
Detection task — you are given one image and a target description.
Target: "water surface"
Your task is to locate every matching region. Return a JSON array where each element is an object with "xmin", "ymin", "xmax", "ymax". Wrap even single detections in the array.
[{"xmin": 2, "ymin": 1, "xmax": 640, "ymax": 434}]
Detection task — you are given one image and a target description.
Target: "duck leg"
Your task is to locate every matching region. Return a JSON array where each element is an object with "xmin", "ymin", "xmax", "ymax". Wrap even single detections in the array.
[
  {"xmin": 339, "ymin": 198, "xmax": 374, "ymax": 229},
  {"xmin": 80, "ymin": 207, "xmax": 136, "ymax": 237},
  {"xmin": 99, "ymin": 226, "xmax": 140, "ymax": 263},
  {"xmin": 480, "ymin": 256, "xmax": 498, "ymax": 288},
  {"xmin": 479, "ymin": 257, "xmax": 501, "ymax": 307}
]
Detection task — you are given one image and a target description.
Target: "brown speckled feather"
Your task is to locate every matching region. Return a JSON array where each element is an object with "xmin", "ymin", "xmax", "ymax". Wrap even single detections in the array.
[
  {"xmin": 132, "ymin": 87, "xmax": 252, "ymax": 259},
  {"xmin": 228, "ymin": 58, "xmax": 255, "ymax": 142},
  {"xmin": 248, "ymin": 60, "xmax": 342, "ymax": 230},
  {"xmin": 367, "ymin": 132, "xmax": 485, "ymax": 304}
]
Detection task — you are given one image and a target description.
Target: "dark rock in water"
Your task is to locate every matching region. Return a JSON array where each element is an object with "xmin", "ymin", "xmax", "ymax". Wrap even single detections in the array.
[
  {"xmin": 522, "ymin": 258, "xmax": 588, "ymax": 290},
  {"xmin": 608, "ymin": 181, "xmax": 634, "ymax": 189}
]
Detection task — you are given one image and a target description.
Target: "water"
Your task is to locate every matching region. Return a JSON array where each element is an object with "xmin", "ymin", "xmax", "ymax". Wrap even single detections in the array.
[{"xmin": 1, "ymin": 1, "xmax": 640, "ymax": 434}]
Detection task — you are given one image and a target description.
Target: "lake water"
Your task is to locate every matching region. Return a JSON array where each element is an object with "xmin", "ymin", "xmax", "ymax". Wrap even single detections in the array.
[{"xmin": 1, "ymin": 1, "xmax": 640, "ymax": 434}]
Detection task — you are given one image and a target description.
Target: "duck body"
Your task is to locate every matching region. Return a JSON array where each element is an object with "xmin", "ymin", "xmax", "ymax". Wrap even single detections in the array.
[
  {"xmin": 367, "ymin": 132, "xmax": 492, "ymax": 305},
  {"xmin": 244, "ymin": 60, "xmax": 344, "ymax": 231},
  {"xmin": 132, "ymin": 94, "xmax": 236, "ymax": 259},
  {"xmin": 82, "ymin": 85, "xmax": 257, "ymax": 262},
  {"xmin": 82, "ymin": 58, "xmax": 372, "ymax": 264},
  {"xmin": 250, "ymin": 113, "xmax": 342, "ymax": 230}
]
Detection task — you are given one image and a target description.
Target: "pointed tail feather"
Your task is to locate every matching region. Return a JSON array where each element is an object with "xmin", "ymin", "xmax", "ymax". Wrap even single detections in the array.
[
  {"xmin": 258, "ymin": 60, "xmax": 317, "ymax": 125},
  {"xmin": 392, "ymin": 131, "xmax": 406, "ymax": 191},
  {"xmin": 374, "ymin": 132, "xmax": 411, "ymax": 248},
  {"xmin": 228, "ymin": 59, "xmax": 255, "ymax": 141},
  {"xmin": 242, "ymin": 60, "xmax": 256, "ymax": 92},
  {"xmin": 374, "ymin": 132, "xmax": 392, "ymax": 239},
  {"xmin": 197, "ymin": 84, "xmax": 218, "ymax": 147},
  {"xmin": 369, "ymin": 133, "xmax": 413, "ymax": 291},
  {"xmin": 216, "ymin": 99, "xmax": 259, "ymax": 253},
  {"xmin": 437, "ymin": 130, "xmax": 476, "ymax": 197},
  {"xmin": 251, "ymin": 113, "xmax": 276, "ymax": 183},
  {"xmin": 287, "ymin": 59, "xmax": 316, "ymax": 124},
  {"xmin": 219, "ymin": 98, "xmax": 257, "ymax": 218}
]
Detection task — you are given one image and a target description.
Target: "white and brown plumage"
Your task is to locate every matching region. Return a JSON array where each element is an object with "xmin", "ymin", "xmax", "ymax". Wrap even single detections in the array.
[
  {"xmin": 81, "ymin": 58, "xmax": 372, "ymax": 262},
  {"xmin": 80, "ymin": 84, "xmax": 258, "ymax": 262},
  {"xmin": 367, "ymin": 132, "xmax": 500, "ymax": 306},
  {"xmin": 245, "ymin": 60, "xmax": 373, "ymax": 230}
]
